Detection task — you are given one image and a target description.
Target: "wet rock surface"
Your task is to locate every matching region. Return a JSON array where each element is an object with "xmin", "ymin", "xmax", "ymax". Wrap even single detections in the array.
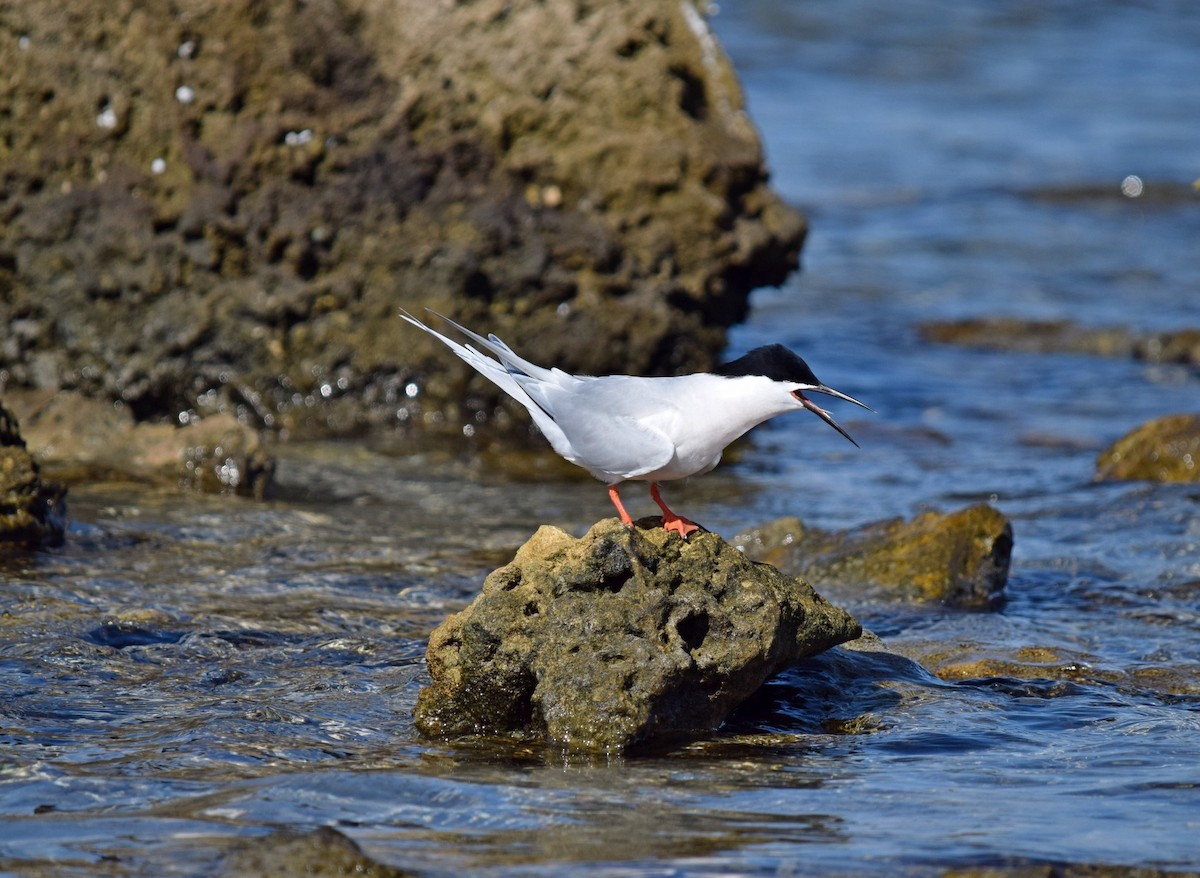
[
  {"xmin": 219, "ymin": 826, "xmax": 411, "ymax": 878},
  {"xmin": 0, "ymin": 0, "xmax": 803, "ymax": 438},
  {"xmin": 735, "ymin": 503, "xmax": 1013, "ymax": 609},
  {"xmin": 3, "ymin": 389, "xmax": 273, "ymax": 497},
  {"xmin": 415, "ymin": 518, "xmax": 861, "ymax": 752},
  {"xmin": 904, "ymin": 637, "xmax": 1200, "ymax": 698},
  {"xmin": 0, "ymin": 402, "xmax": 66, "ymax": 547},
  {"xmin": 1095, "ymin": 413, "xmax": 1200, "ymax": 483}
]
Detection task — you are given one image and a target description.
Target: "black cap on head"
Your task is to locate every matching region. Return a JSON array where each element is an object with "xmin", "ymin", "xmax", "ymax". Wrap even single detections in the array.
[{"xmin": 715, "ymin": 344, "xmax": 822, "ymax": 386}]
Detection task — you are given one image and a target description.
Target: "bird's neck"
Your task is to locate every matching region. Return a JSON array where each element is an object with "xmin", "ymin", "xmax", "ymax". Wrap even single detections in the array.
[{"xmin": 676, "ymin": 374, "xmax": 796, "ymax": 445}]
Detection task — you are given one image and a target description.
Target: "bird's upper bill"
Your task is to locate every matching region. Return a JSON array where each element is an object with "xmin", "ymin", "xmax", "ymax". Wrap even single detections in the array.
[{"xmin": 792, "ymin": 385, "xmax": 872, "ymax": 448}]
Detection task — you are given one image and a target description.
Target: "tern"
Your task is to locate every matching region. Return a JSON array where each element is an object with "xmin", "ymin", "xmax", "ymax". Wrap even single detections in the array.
[{"xmin": 402, "ymin": 310, "xmax": 870, "ymax": 538}]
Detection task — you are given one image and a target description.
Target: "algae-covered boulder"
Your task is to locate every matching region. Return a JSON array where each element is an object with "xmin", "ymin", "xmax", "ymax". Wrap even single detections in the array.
[
  {"xmin": 415, "ymin": 518, "xmax": 860, "ymax": 752},
  {"xmin": 1095, "ymin": 413, "xmax": 1200, "ymax": 483},
  {"xmin": 0, "ymin": 402, "xmax": 66, "ymax": 547},
  {"xmin": 736, "ymin": 503, "xmax": 1013, "ymax": 609},
  {"xmin": 0, "ymin": 0, "xmax": 803, "ymax": 438}
]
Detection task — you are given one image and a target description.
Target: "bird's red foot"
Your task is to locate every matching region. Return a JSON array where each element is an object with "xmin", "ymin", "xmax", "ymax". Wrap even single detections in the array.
[
  {"xmin": 649, "ymin": 482, "xmax": 700, "ymax": 539},
  {"xmin": 660, "ymin": 514, "xmax": 700, "ymax": 539}
]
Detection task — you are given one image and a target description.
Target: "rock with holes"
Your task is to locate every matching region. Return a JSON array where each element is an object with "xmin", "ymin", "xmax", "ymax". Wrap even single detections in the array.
[{"xmin": 414, "ymin": 518, "xmax": 861, "ymax": 752}]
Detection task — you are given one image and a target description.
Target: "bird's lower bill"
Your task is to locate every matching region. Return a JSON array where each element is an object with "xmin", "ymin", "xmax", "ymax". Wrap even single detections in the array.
[{"xmin": 792, "ymin": 390, "xmax": 859, "ymax": 447}]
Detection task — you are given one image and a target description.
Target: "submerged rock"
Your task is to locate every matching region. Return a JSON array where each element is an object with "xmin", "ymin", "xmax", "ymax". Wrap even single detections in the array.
[
  {"xmin": 735, "ymin": 503, "xmax": 1013, "ymax": 609},
  {"xmin": 941, "ymin": 857, "xmax": 1200, "ymax": 878},
  {"xmin": 920, "ymin": 317, "xmax": 1200, "ymax": 366},
  {"xmin": 4, "ymin": 389, "xmax": 273, "ymax": 497},
  {"xmin": 415, "ymin": 519, "xmax": 861, "ymax": 752},
  {"xmin": 1095, "ymin": 413, "xmax": 1200, "ymax": 483},
  {"xmin": 0, "ymin": 402, "xmax": 66, "ymax": 547},
  {"xmin": 899, "ymin": 636, "xmax": 1199, "ymax": 698},
  {"xmin": 0, "ymin": 0, "xmax": 803, "ymax": 438},
  {"xmin": 919, "ymin": 318, "xmax": 1137, "ymax": 357}
]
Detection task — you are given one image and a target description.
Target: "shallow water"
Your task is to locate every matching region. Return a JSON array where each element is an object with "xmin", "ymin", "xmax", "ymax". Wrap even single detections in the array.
[{"xmin": 4, "ymin": 0, "xmax": 1200, "ymax": 874}]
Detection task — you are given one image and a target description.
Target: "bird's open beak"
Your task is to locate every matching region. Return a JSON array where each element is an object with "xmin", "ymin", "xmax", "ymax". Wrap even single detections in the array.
[{"xmin": 792, "ymin": 386, "xmax": 871, "ymax": 448}]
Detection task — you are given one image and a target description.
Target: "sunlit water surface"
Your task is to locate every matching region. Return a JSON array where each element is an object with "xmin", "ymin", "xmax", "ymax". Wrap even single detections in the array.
[{"xmin": 3, "ymin": 1, "xmax": 1200, "ymax": 874}]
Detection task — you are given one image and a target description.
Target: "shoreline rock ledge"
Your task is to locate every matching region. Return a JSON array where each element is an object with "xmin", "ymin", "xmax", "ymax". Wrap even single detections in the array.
[
  {"xmin": 414, "ymin": 519, "xmax": 861, "ymax": 752},
  {"xmin": 0, "ymin": 402, "xmax": 66, "ymax": 548}
]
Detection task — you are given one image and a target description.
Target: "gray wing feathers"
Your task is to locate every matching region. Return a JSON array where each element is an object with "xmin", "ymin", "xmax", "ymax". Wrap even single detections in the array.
[{"xmin": 556, "ymin": 414, "xmax": 674, "ymax": 480}]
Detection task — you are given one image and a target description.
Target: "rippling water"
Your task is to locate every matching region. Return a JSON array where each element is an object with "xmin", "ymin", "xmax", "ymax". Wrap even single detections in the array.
[{"xmin": 3, "ymin": 1, "xmax": 1200, "ymax": 874}]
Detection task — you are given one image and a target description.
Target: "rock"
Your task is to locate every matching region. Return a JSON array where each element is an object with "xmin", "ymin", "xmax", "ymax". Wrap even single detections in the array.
[
  {"xmin": 735, "ymin": 503, "xmax": 1013, "ymax": 609},
  {"xmin": 3, "ymin": 389, "xmax": 274, "ymax": 497},
  {"xmin": 1095, "ymin": 413, "xmax": 1200, "ymax": 483},
  {"xmin": 920, "ymin": 317, "xmax": 1200, "ymax": 366},
  {"xmin": 0, "ymin": 0, "xmax": 804, "ymax": 438},
  {"xmin": 0, "ymin": 402, "xmax": 66, "ymax": 548},
  {"xmin": 414, "ymin": 518, "xmax": 861, "ymax": 752},
  {"xmin": 219, "ymin": 826, "xmax": 410, "ymax": 878}
]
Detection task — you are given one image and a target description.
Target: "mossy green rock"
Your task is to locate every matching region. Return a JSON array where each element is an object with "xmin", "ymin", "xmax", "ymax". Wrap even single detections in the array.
[
  {"xmin": 415, "ymin": 518, "xmax": 860, "ymax": 752},
  {"xmin": 736, "ymin": 503, "xmax": 1013, "ymax": 609},
  {"xmin": 1095, "ymin": 413, "xmax": 1200, "ymax": 483}
]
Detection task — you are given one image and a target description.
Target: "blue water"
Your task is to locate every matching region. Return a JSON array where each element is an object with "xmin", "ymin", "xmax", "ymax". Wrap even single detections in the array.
[{"xmin": 3, "ymin": 1, "xmax": 1200, "ymax": 874}]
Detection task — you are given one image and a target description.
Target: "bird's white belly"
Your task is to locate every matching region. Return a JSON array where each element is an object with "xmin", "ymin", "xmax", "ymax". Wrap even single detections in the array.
[
  {"xmin": 633, "ymin": 454, "xmax": 721, "ymax": 483},
  {"xmin": 560, "ymin": 418, "xmax": 724, "ymax": 483},
  {"xmin": 569, "ymin": 441, "xmax": 720, "ymax": 484},
  {"xmin": 627, "ymin": 432, "xmax": 724, "ymax": 483}
]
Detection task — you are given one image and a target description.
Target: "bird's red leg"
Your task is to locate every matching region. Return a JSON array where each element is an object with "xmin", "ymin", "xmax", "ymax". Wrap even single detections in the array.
[
  {"xmin": 649, "ymin": 482, "xmax": 700, "ymax": 538},
  {"xmin": 608, "ymin": 484, "xmax": 635, "ymax": 527}
]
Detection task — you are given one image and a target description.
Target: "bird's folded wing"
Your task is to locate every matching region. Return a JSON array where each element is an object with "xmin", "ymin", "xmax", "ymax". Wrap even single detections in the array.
[{"xmin": 556, "ymin": 414, "xmax": 675, "ymax": 481}]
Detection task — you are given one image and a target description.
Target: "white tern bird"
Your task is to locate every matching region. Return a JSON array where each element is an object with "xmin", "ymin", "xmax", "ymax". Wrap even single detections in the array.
[{"xmin": 401, "ymin": 309, "xmax": 870, "ymax": 538}]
